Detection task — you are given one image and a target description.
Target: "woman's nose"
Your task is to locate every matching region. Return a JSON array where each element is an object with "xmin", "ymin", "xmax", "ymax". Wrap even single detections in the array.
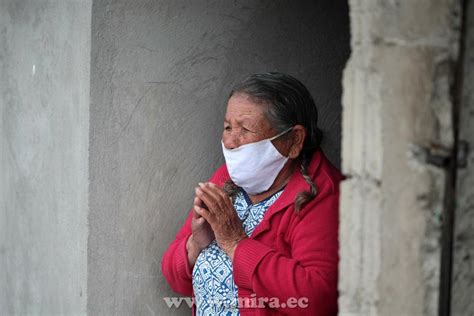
[{"xmin": 223, "ymin": 134, "xmax": 240, "ymax": 149}]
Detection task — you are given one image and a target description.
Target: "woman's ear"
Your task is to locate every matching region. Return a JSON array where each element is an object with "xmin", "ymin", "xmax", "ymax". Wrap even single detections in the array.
[{"xmin": 288, "ymin": 125, "xmax": 306, "ymax": 159}]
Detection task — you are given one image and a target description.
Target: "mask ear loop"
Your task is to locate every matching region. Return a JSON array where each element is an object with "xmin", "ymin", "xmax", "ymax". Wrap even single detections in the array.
[
  {"xmin": 269, "ymin": 126, "xmax": 294, "ymax": 141},
  {"xmin": 270, "ymin": 127, "xmax": 294, "ymax": 193}
]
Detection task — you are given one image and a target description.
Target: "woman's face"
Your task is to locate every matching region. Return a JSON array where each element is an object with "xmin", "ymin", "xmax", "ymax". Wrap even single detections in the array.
[{"xmin": 222, "ymin": 93, "xmax": 285, "ymax": 151}]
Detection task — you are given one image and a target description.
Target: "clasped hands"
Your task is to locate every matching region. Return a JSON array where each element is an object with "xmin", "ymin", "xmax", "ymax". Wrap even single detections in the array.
[{"xmin": 187, "ymin": 182, "xmax": 247, "ymax": 263}]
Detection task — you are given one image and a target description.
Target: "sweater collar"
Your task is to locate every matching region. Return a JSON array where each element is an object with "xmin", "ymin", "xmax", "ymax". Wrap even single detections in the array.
[
  {"xmin": 248, "ymin": 149, "xmax": 323, "ymax": 238},
  {"xmin": 265, "ymin": 149, "xmax": 323, "ymax": 214}
]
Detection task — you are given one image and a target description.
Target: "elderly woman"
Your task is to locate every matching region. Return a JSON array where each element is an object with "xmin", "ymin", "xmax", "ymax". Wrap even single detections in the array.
[{"xmin": 162, "ymin": 72, "xmax": 343, "ymax": 315}]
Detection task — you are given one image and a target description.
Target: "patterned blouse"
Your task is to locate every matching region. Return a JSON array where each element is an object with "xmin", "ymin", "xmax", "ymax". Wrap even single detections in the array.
[{"xmin": 192, "ymin": 188, "xmax": 284, "ymax": 316}]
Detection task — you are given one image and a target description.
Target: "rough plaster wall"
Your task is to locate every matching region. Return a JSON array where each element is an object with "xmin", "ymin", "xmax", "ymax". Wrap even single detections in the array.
[
  {"xmin": 0, "ymin": 0, "xmax": 91, "ymax": 314},
  {"xmin": 88, "ymin": 0, "xmax": 349, "ymax": 314},
  {"xmin": 339, "ymin": 0, "xmax": 460, "ymax": 315},
  {"xmin": 451, "ymin": 0, "xmax": 474, "ymax": 314}
]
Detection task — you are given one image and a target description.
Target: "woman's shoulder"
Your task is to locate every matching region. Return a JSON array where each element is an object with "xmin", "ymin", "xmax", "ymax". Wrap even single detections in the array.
[
  {"xmin": 311, "ymin": 149, "xmax": 345, "ymax": 199},
  {"xmin": 291, "ymin": 150, "xmax": 344, "ymax": 219}
]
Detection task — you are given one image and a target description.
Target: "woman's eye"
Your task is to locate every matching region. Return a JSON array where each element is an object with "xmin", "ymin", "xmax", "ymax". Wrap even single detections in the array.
[{"xmin": 224, "ymin": 126, "xmax": 231, "ymax": 131}]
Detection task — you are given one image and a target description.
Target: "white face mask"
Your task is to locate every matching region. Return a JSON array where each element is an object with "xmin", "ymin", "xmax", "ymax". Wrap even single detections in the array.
[{"xmin": 221, "ymin": 127, "xmax": 293, "ymax": 195}]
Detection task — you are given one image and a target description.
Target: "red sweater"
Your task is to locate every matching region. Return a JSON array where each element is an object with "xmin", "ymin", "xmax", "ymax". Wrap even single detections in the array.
[{"xmin": 161, "ymin": 149, "xmax": 344, "ymax": 315}]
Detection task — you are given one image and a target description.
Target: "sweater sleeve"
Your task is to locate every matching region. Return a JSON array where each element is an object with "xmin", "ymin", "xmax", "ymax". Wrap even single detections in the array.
[
  {"xmin": 161, "ymin": 164, "xmax": 229, "ymax": 296},
  {"xmin": 232, "ymin": 190, "xmax": 340, "ymax": 316},
  {"xmin": 161, "ymin": 211, "xmax": 194, "ymax": 295}
]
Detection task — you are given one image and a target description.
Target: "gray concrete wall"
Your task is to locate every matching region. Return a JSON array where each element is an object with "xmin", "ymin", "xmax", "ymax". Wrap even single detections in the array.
[
  {"xmin": 0, "ymin": 0, "xmax": 91, "ymax": 314},
  {"xmin": 339, "ymin": 0, "xmax": 461, "ymax": 315},
  {"xmin": 451, "ymin": 0, "xmax": 474, "ymax": 314},
  {"xmin": 88, "ymin": 1, "xmax": 349, "ymax": 314}
]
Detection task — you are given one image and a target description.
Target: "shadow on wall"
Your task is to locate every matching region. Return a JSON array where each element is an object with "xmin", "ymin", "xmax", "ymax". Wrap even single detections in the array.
[{"xmin": 218, "ymin": 0, "xmax": 351, "ymax": 168}]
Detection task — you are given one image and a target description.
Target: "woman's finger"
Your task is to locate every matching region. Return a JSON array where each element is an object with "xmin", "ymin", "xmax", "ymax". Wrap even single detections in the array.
[
  {"xmin": 206, "ymin": 183, "xmax": 234, "ymax": 208},
  {"xmin": 201, "ymin": 183, "xmax": 233, "ymax": 211},
  {"xmin": 198, "ymin": 183, "xmax": 229, "ymax": 212},
  {"xmin": 195, "ymin": 186, "xmax": 221, "ymax": 214},
  {"xmin": 198, "ymin": 183, "xmax": 222, "ymax": 202},
  {"xmin": 207, "ymin": 182, "xmax": 228, "ymax": 199},
  {"xmin": 194, "ymin": 205, "xmax": 212, "ymax": 222},
  {"xmin": 192, "ymin": 205, "xmax": 202, "ymax": 219},
  {"xmin": 195, "ymin": 217, "xmax": 205, "ymax": 225},
  {"xmin": 194, "ymin": 195, "xmax": 207, "ymax": 208}
]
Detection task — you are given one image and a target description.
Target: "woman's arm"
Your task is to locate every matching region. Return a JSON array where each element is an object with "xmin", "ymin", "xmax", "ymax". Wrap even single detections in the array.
[
  {"xmin": 232, "ymin": 191, "xmax": 340, "ymax": 316},
  {"xmin": 161, "ymin": 211, "xmax": 194, "ymax": 296},
  {"xmin": 161, "ymin": 164, "xmax": 230, "ymax": 295}
]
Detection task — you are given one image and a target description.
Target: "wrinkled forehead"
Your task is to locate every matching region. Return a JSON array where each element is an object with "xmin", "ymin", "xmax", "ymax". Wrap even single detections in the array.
[{"xmin": 224, "ymin": 93, "xmax": 269, "ymax": 124}]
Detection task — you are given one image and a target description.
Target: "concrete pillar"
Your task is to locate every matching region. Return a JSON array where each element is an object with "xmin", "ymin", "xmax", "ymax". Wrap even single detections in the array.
[
  {"xmin": 452, "ymin": 0, "xmax": 474, "ymax": 315},
  {"xmin": 339, "ymin": 0, "xmax": 461, "ymax": 315},
  {"xmin": 0, "ymin": 0, "xmax": 91, "ymax": 314}
]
